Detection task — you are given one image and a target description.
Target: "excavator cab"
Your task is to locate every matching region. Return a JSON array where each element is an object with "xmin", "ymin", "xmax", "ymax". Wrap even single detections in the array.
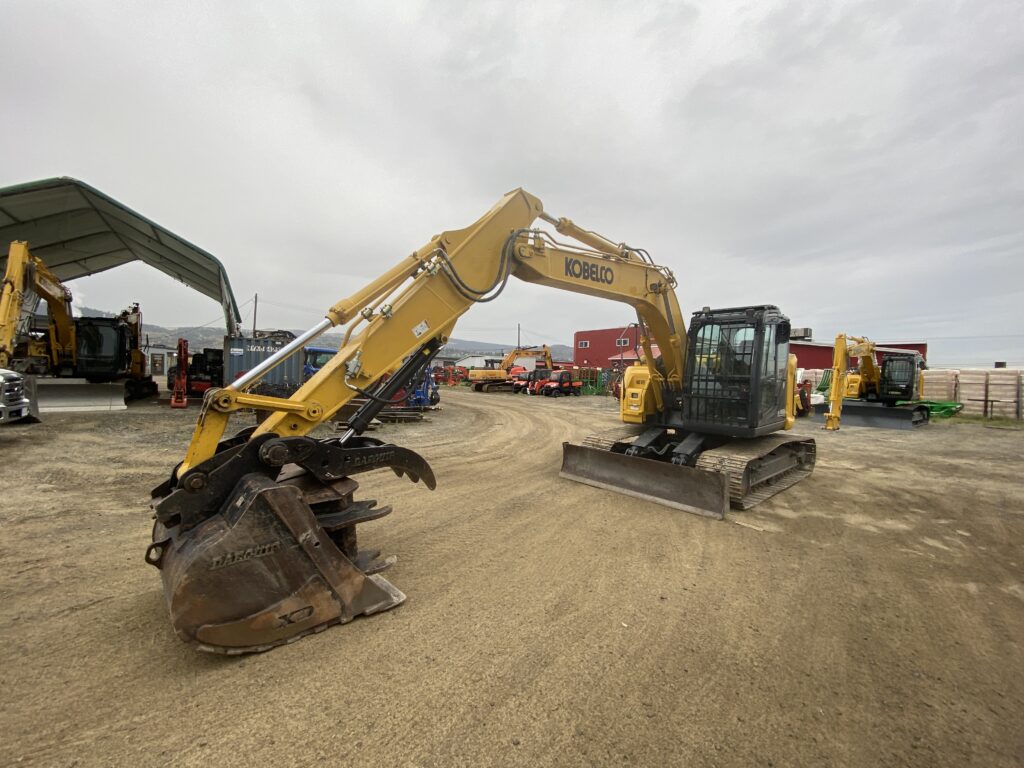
[
  {"xmin": 74, "ymin": 316, "xmax": 132, "ymax": 382},
  {"xmin": 877, "ymin": 352, "xmax": 925, "ymax": 404},
  {"xmin": 682, "ymin": 306, "xmax": 791, "ymax": 438}
]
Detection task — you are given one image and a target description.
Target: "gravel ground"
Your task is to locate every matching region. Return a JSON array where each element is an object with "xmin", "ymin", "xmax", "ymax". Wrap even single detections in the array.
[{"xmin": 1, "ymin": 388, "xmax": 1022, "ymax": 767}]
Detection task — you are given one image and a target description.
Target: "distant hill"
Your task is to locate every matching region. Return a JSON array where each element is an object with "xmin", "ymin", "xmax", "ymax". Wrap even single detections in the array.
[{"xmin": 75, "ymin": 307, "xmax": 573, "ymax": 360}]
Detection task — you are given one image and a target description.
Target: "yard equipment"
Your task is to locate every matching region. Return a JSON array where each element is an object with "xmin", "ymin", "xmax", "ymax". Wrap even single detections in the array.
[
  {"xmin": 469, "ymin": 345, "xmax": 553, "ymax": 391},
  {"xmin": 524, "ymin": 367, "xmax": 555, "ymax": 395},
  {"xmin": 819, "ymin": 334, "xmax": 930, "ymax": 430},
  {"xmin": 0, "ymin": 241, "xmax": 158, "ymax": 413},
  {"xmin": 407, "ymin": 366, "xmax": 441, "ymax": 407},
  {"xmin": 0, "ymin": 367, "xmax": 34, "ymax": 422},
  {"xmin": 148, "ymin": 189, "xmax": 814, "ymax": 654},
  {"xmin": 170, "ymin": 338, "xmax": 189, "ymax": 408},
  {"xmin": 540, "ymin": 368, "xmax": 582, "ymax": 396},
  {"xmin": 168, "ymin": 340, "xmax": 225, "ymax": 406}
]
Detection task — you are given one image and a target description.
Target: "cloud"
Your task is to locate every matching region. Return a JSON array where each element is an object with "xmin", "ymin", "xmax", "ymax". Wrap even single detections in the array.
[{"xmin": 1, "ymin": 0, "xmax": 1020, "ymax": 365}]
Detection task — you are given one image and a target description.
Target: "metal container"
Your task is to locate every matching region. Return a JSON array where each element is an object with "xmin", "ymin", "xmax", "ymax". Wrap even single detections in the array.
[{"xmin": 224, "ymin": 336, "xmax": 305, "ymax": 394}]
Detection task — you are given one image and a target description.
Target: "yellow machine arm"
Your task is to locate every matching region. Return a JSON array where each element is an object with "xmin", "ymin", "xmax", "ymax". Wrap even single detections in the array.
[
  {"xmin": 0, "ymin": 241, "xmax": 76, "ymax": 371},
  {"xmin": 499, "ymin": 345, "xmax": 551, "ymax": 371},
  {"xmin": 824, "ymin": 333, "xmax": 879, "ymax": 430},
  {"xmin": 179, "ymin": 189, "xmax": 688, "ymax": 473},
  {"xmin": 467, "ymin": 344, "xmax": 553, "ymax": 382}
]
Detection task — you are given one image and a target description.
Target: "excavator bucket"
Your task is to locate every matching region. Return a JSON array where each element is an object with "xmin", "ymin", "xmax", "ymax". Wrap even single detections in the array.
[
  {"xmin": 147, "ymin": 435, "xmax": 435, "ymax": 654},
  {"xmin": 560, "ymin": 442, "xmax": 730, "ymax": 519}
]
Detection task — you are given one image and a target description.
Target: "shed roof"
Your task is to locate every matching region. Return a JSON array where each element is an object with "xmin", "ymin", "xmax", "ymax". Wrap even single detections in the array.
[{"xmin": 0, "ymin": 177, "xmax": 241, "ymax": 334}]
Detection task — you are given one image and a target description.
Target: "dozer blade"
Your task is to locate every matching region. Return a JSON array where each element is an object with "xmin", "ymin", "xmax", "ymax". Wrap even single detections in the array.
[
  {"xmin": 33, "ymin": 377, "xmax": 126, "ymax": 413},
  {"xmin": 149, "ymin": 473, "xmax": 405, "ymax": 654},
  {"xmin": 816, "ymin": 401, "xmax": 930, "ymax": 430},
  {"xmin": 560, "ymin": 442, "xmax": 729, "ymax": 519}
]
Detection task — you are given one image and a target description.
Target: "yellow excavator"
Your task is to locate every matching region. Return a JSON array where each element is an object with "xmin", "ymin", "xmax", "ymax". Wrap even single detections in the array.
[
  {"xmin": 0, "ymin": 241, "xmax": 158, "ymax": 410},
  {"xmin": 147, "ymin": 189, "xmax": 816, "ymax": 654},
  {"xmin": 468, "ymin": 344, "xmax": 553, "ymax": 392},
  {"xmin": 822, "ymin": 333, "xmax": 929, "ymax": 430}
]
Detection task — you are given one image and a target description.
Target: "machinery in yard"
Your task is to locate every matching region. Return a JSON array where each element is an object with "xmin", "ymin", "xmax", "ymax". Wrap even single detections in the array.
[
  {"xmin": 0, "ymin": 367, "xmax": 34, "ymax": 423},
  {"xmin": 820, "ymin": 334, "xmax": 930, "ymax": 430},
  {"xmin": 522, "ymin": 367, "xmax": 555, "ymax": 395},
  {"xmin": 469, "ymin": 344, "xmax": 553, "ymax": 391},
  {"xmin": 168, "ymin": 338, "xmax": 226, "ymax": 407},
  {"xmin": 0, "ymin": 241, "xmax": 158, "ymax": 413},
  {"xmin": 303, "ymin": 346, "xmax": 337, "ymax": 380},
  {"xmin": 146, "ymin": 189, "xmax": 815, "ymax": 654},
  {"xmin": 540, "ymin": 368, "xmax": 582, "ymax": 397},
  {"xmin": 406, "ymin": 366, "xmax": 441, "ymax": 407},
  {"xmin": 170, "ymin": 338, "xmax": 190, "ymax": 408}
]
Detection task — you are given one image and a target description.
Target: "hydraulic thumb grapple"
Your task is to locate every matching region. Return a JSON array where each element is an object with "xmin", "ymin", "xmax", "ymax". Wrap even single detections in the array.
[{"xmin": 148, "ymin": 431, "xmax": 435, "ymax": 653}]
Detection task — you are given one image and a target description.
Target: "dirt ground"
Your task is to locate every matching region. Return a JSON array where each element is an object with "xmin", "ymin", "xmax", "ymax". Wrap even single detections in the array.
[{"xmin": 1, "ymin": 388, "xmax": 1022, "ymax": 767}]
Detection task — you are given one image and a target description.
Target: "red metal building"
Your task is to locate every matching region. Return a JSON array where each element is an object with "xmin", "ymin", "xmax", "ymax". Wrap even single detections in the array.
[
  {"xmin": 573, "ymin": 326, "xmax": 643, "ymax": 368},
  {"xmin": 574, "ymin": 326, "xmax": 927, "ymax": 370},
  {"xmin": 791, "ymin": 340, "xmax": 928, "ymax": 369}
]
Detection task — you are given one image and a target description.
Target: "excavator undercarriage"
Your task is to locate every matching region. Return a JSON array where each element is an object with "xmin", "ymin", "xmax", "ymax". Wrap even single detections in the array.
[{"xmin": 563, "ymin": 428, "xmax": 816, "ymax": 518}]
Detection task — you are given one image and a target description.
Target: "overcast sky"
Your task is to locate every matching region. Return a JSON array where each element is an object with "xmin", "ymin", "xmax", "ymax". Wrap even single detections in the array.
[{"xmin": 2, "ymin": 0, "xmax": 1021, "ymax": 365}]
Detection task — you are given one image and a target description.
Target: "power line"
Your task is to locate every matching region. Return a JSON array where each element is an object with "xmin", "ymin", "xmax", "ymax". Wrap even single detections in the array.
[
  {"xmin": 926, "ymin": 334, "xmax": 1024, "ymax": 341},
  {"xmin": 188, "ymin": 297, "xmax": 255, "ymax": 330}
]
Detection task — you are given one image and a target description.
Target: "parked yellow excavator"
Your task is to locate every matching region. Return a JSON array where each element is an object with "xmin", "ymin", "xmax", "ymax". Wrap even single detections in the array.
[
  {"xmin": 147, "ymin": 189, "xmax": 816, "ymax": 653},
  {"xmin": 468, "ymin": 344, "xmax": 553, "ymax": 391},
  {"xmin": 0, "ymin": 241, "xmax": 158, "ymax": 412},
  {"xmin": 821, "ymin": 333, "xmax": 929, "ymax": 430}
]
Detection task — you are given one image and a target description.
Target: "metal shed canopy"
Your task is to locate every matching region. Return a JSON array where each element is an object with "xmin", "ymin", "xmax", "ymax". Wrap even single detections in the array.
[{"xmin": 0, "ymin": 177, "xmax": 241, "ymax": 334}]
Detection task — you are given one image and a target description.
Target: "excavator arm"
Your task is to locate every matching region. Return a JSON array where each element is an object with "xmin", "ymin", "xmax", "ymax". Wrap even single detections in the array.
[
  {"xmin": 177, "ymin": 189, "xmax": 687, "ymax": 472},
  {"xmin": 151, "ymin": 189, "xmax": 698, "ymax": 654},
  {"xmin": 1, "ymin": 241, "xmax": 76, "ymax": 372}
]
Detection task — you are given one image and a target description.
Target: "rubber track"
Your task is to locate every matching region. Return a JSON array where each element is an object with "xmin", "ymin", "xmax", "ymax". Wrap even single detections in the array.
[
  {"xmin": 696, "ymin": 436, "xmax": 816, "ymax": 510},
  {"xmin": 580, "ymin": 426, "xmax": 645, "ymax": 451}
]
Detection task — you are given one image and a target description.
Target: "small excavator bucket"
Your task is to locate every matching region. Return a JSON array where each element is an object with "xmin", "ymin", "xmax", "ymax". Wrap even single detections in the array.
[{"xmin": 560, "ymin": 442, "xmax": 730, "ymax": 519}]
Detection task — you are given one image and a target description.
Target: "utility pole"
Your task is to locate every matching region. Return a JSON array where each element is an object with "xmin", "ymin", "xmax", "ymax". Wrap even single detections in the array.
[
  {"xmin": 517, "ymin": 323, "xmax": 521, "ymax": 348},
  {"xmin": 252, "ymin": 293, "xmax": 258, "ymax": 337}
]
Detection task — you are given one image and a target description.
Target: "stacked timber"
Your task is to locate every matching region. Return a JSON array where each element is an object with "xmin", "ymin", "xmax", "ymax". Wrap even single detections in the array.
[
  {"xmin": 923, "ymin": 369, "xmax": 959, "ymax": 402},
  {"xmin": 957, "ymin": 370, "xmax": 989, "ymax": 416},
  {"xmin": 988, "ymin": 369, "xmax": 1022, "ymax": 419}
]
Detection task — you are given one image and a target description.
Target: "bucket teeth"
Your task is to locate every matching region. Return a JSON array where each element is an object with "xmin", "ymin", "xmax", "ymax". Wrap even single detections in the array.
[
  {"xmin": 355, "ymin": 552, "xmax": 397, "ymax": 575},
  {"xmin": 315, "ymin": 500, "xmax": 392, "ymax": 531}
]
